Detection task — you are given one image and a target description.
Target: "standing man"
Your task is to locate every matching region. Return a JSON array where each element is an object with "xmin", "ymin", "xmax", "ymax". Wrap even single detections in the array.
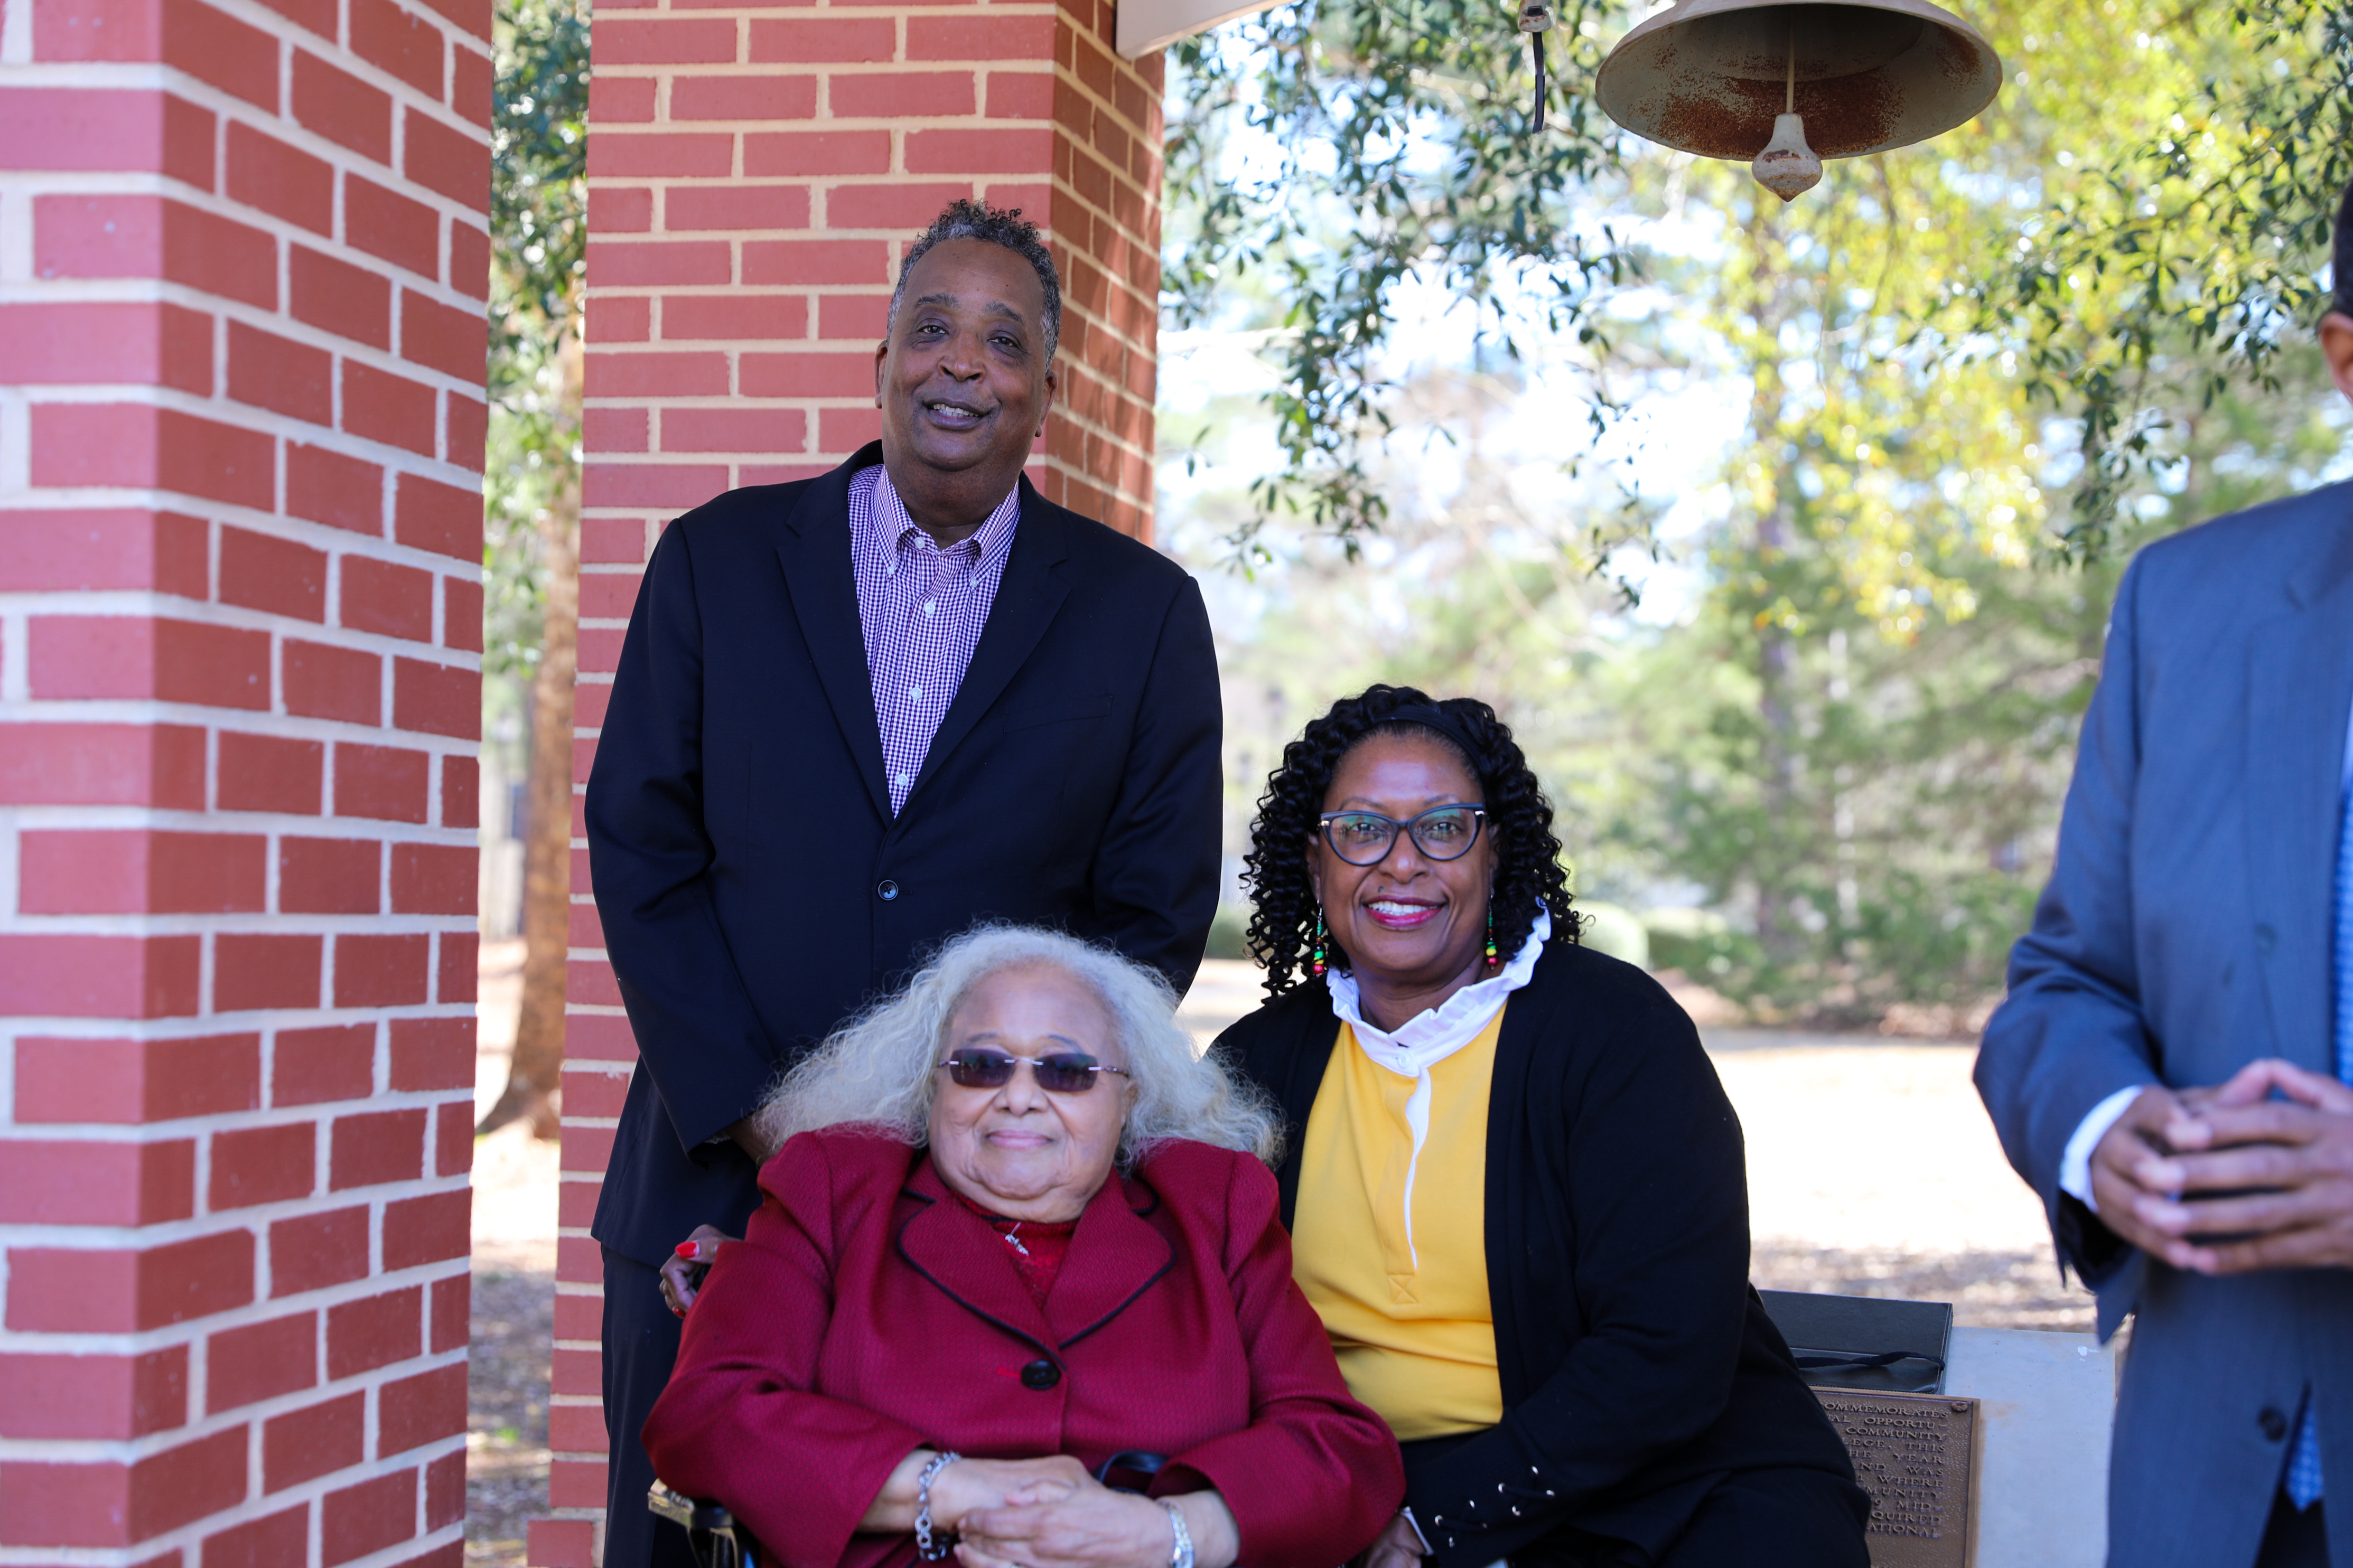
[
  {"xmin": 1977, "ymin": 180, "xmax": 2353, "ymax": 1568},
  {"xmin": 584, "ymin": 201, "xmax": 1223, "ymax": 1568}
]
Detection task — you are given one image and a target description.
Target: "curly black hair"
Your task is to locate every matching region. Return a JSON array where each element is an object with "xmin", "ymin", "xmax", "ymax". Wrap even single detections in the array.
[{"xmin": 1241, "ymin": 684, "xmax": 1577, "ymax": 997}]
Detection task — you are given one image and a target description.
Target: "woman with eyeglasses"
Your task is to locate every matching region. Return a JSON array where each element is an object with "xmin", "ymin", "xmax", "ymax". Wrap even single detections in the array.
[
  {"xmin": 640, "ymin": 924, "xmax": 1404, "ymax": 1568},
  {"xmin": 1212, "ymin": 687, "xmax": 1869, "ymax": 1568}
]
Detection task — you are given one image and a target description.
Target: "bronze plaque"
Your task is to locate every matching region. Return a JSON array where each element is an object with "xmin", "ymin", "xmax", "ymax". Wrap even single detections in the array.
[{"xmin": 1816, "ymin": 1388, "xmax": 1977, "ymax": 1568}]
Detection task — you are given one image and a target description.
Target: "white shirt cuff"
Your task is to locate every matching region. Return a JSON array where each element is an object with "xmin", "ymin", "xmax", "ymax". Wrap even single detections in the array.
[
  {"xmin": 2059, "ymin": 1084, "xmax": 2151, "ymax": 1214},
  {"xmin": 1398, "ymin": 1508, "xmax": 1431, "ymax": 1555}
]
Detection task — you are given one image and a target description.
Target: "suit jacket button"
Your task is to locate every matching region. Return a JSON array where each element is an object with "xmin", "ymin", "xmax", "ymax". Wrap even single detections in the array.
[
  {"xmin": 1020, "ymin": 1359, "xmax": 1060, "ymax": 1390},
  {"xmin": 2261, "ymin": 1406, "xmax": 2290, "ymax": 1441},
  {"xmin": 876, "ymin": 880, "xmax": 900, "ymax": 901}
]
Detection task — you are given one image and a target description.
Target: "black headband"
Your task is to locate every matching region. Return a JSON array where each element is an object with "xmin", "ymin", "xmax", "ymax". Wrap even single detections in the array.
[{"xmin": 1377, "ymin": 702, "xmax": 1487, "ymax": 767}]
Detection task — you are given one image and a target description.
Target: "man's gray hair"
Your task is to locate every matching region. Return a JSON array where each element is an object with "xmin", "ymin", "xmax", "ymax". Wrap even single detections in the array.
[
  {"xmin": 757, "ymin": 925, "xmax": 1282, "ymax": 1169},
  {"xmin": 885, "ymin": 199, "xmax": 1063, "ymax": 363}
]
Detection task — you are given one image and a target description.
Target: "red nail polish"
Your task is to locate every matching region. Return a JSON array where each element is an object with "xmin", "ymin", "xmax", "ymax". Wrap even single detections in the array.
[{"xmin": 675, "ymin": 1241, "xmax": 698, "ymax": 1257}]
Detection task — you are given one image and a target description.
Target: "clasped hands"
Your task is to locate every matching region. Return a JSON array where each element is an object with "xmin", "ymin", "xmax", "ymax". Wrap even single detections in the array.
[
  {"xmin": 2090, "ymin": 1058, "xmax": 2353, "ymax": 1273},
  {"xmin": 869, "ymin": 1452, "xmax": 1238, "ymax": 1568}
]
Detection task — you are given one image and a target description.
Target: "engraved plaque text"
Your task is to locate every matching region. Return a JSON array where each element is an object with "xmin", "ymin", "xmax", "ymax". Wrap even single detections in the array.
[{"xmin": 1816, "ymin": 1389, "xmax": 1977, "ymax": 1568}]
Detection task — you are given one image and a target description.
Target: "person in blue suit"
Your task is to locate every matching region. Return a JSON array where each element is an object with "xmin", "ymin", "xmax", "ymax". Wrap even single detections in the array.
[{"xmin": 1976, "ymin": 180, "xmax": 2353, "ymax": 1568}]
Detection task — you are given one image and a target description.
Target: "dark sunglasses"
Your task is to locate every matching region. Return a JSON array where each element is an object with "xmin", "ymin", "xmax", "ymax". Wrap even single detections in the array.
[
  {"xmin": 937, "ymin": 1049, "xmax": 1129, "ymax": 1094},
  {"xmin": 1318, "ymin": 804, "xmax": 1488, "ymax": 867}
]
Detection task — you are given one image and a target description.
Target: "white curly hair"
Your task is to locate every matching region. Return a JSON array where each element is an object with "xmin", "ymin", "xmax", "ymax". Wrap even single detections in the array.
[{"xmin": 756, "ymin": 925, "xmax": 1283, "ymax": 1169}]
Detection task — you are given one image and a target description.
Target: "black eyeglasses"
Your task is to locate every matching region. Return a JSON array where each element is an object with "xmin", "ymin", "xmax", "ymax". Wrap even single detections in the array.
[
  {"xmin": 936, "ymin": 1049, "xmax": 1129, "ymax": 1094},
  {"xmin": 1318, "ymin": 804, "xmax": 1488, "ymax": 867}
]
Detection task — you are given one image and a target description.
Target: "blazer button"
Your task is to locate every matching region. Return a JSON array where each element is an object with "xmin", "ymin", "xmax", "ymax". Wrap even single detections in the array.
[
  {"xmin": 876, "ymin": 880, "xmax": 899, "ymax": 901},
  {"xmin": 2261, "ymin": 1406, "xmax": 2290, "ymax": 1442},
  {"xmin": 1020, "ymin": 1359, "xmax": 1061, "ymax": 1390}
]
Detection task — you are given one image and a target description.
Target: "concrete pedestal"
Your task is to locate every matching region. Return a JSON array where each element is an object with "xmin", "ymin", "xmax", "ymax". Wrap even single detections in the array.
[{"xmin": 1944, "ymin": 1326, "xmax": 2118, "ymax": 1568}]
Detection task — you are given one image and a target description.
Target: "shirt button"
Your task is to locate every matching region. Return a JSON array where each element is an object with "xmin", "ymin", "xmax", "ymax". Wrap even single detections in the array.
[
  {"xmin": 1019, "ymin": 1359, "xmax": 1060, "ymax": 1390},
  {"xmin": 923, "ymin": 600, "xmax": 936, "ymax": 617},
  {"xmin": 909, "ymin": 686, "xmax": 922, "ymax": 702},
  {"xmin": 894, "ymin": 772, "xmax": 910, "ymax": 790},
  {"xmin": 876, "ymin": 880, "xmax": 899, "ymax": 902}
]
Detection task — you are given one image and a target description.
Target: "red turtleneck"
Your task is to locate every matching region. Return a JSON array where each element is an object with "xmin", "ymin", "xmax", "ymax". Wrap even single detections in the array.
[{"xmin": 951, "ymin": 1188, "xmax": 1077, "ymax": 1303}]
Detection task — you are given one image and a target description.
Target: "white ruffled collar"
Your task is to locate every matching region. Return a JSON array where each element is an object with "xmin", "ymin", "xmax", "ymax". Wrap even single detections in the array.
[{"xmin": 1327, "ymin": 907, "xmax": 1549, "ymax": 1072}]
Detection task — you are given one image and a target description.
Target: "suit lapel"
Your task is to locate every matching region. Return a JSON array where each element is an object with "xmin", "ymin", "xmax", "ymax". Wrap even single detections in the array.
[
  {"xmin": 2243, "ymin": 517, "xmax": 2353, "ymax": 1068},
  {"xmin": 901, "ymin": 481, "xmax": 1073, "ymax": 816},
  {"xmin": 775, "ymin": 444, "xmax": 891, "ymax": 822},
  {"xmin": 1044, "ymin": 1172, "xmax": 1174, "ymax": 1348},
  {"xmin": 894, "ymin": 1158, "xmax": 1175, "ymax": 1352},
  {"xmin": 895, "ymin": 1160, "xmax": 1054, "ymax": 1351}
]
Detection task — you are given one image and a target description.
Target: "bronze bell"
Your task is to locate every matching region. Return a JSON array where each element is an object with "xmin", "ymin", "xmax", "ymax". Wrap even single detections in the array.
[{"xmin": 1594, "ymin": 0, "xmax": 2003, "ymax": 200}]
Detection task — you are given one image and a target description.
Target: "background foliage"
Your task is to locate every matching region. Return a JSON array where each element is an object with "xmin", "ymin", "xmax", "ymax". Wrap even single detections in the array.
[
  {"xmin": 473, "ymin": 0, "xmax": 2351, "ymax": 1024},
  {"xmin": 1162, "ymin": 0, "xmax": 2353, "ymax": 1022},
  {"xmin": 485, "ymin": 0, "xmax": 587, "ymax": 749},
  {"xmin": 481, "ymin": 0, "xmax": 587, "ymax": 1133}
]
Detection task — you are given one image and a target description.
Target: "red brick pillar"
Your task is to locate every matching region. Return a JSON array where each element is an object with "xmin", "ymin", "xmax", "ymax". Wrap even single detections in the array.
[
  {"xmin": 536, "ymin": 2, "xmax": 1165, "ymax": 1560},
  {"xmin": 0, "ymin": 0, "xmax": 490, "ymax": 1556}
]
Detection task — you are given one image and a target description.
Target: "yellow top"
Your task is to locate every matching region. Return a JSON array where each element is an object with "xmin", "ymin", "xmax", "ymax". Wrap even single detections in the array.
[{"xmin": 1291, "ymin": 1010, "xmax": 1505, "ymax": 1442}]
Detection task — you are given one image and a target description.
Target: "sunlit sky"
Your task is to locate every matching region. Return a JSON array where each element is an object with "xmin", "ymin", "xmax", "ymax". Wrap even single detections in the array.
[
  {"xmin": 1153, "ymin": 218, "xmax": 1755, "ymax": 625},
  {"xmin": 1145, "ymin": 61, "xmax": 1782, "ymax": 628},
  {"xmin": 1146, "ymin": 48, "xmax": 2351, "ymax": 624}
]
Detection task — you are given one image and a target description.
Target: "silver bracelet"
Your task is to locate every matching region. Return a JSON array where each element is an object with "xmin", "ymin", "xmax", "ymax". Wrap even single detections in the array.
[
  {"xmin": 1159, "ymin": 1499, "xmax": 1194, "ymax": 1568},
  {"xmin": 913, "ymin": 1450, "xmax": 962, "ymax": 1562}
]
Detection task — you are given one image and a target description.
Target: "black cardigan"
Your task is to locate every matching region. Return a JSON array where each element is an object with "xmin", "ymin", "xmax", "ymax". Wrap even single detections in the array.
[{"xmin": 1210, "ymin": 941, "xmax": 1857, "ymax": 1566}]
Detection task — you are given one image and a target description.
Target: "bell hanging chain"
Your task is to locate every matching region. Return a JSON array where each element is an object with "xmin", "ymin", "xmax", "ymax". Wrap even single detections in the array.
[{"xmin": 1518, "ymin": 0, "xmax": 1554, "ymax": 134}]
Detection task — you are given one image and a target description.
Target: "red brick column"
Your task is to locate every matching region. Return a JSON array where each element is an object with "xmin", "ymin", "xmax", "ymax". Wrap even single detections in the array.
[
  {"xmin": 0, "ymin": 0, "xmax": 490, "ymax": 1556},
  {"xmin": 536, "ymin": 3, "xmax": 1164, "ymax": 1560}
]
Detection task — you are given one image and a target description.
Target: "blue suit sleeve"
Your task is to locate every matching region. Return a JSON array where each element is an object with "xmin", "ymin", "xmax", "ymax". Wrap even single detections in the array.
[{"xmin": 1975, "ymin": 551, "xmax": 2164, "ymax": 1284}]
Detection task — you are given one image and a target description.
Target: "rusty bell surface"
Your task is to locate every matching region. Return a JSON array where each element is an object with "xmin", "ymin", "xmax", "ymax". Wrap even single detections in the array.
[{"xmin": 1595, "ymin": 0, "xmax": 2003, "ymax": 200}]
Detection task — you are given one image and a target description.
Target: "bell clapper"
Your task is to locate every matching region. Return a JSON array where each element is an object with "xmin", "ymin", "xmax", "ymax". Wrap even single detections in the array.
[
  {"xmin": 1751, "ymin": 12, "xmax": 1823, "ymax": 200},
  {"xmin": 1518, "ymin": 0, "xmax": 1554, "ymax": 135}
]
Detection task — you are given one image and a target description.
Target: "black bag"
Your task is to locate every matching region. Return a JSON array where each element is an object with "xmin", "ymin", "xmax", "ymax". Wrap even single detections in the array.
[
  {"xmin": 1758, "ymin": 1289, "xmax": 1950, "ymax": 1395},
  {"xmin": 649, "ymin": 1481, "xmax": 759, "ymax": 1568}
]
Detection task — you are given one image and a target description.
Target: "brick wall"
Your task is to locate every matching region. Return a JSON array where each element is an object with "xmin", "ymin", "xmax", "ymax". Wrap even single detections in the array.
[
  {"xmin": 0, "ymin": 0, "xmax": 490, "ymax": 1554},
  {"xmin": 536, "ymin": 3, "xmax": 1165, "ymax": 1560}
]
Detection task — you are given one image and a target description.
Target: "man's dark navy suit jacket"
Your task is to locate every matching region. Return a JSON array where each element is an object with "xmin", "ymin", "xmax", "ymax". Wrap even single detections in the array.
[{"xmin": 585, "ymin": 443, "xmax": 1223, "ymax": 1264}]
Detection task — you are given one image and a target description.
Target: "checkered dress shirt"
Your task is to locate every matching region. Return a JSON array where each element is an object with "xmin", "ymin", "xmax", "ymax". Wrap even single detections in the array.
[{"xmin": 848, "ymin": 463, "xmax": 1020, "ymax": 815}]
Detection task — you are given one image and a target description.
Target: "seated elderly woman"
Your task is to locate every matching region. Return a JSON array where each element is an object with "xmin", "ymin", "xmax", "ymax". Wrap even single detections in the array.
[
  {"xmin": 1214, "ymin": 687, "xmax": 1871, "ymax": 1568},
  {"xmin": 640, "ymin": 925, "xmax": 1404, "ymax": 1568}
]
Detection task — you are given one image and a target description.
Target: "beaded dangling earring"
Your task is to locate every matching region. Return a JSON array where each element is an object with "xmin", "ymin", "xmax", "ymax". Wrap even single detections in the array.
[
  {"xmin": 1483, "ymin": 908, "xmax": 1500, "ymax": 970},
  {"xmin": 1310, "ymin": 913, "xmax": 1328, "ymax": 979}
]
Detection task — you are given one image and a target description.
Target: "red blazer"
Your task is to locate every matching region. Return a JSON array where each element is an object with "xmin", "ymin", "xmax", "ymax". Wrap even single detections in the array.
[{"xmin": 641, "ymin": 1130, "xmax": 1403, "ymax": 1568}]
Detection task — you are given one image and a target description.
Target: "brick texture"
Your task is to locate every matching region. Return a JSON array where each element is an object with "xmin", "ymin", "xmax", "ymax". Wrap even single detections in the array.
[
  {"xmin": 548, "ymin": 0, "xmax": 1164, "ymax": 1554},
  {"xmin": 0, "ymin": 0, "xmax": 485, "ymax": 1556},
  {"xmin": 577, "ymin": 0, "xmax": 1159, "ymax": 534}
]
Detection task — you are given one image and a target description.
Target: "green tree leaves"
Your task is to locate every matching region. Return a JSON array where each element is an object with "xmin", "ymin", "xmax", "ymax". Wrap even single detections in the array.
[
  {"xmin": 1165, "ymin": 0, "xmax": 1631, "ymax": 559},
  {"xmin": 485, "ymin": 0, "xmax": 586, "ymax": 690},
  {"xmin": 1165, "ymin": 0, "xmax": 2352, "ymax": 584},
  {"xmin": 1162, "ymin": 0, "xmax": 2351, "ymax": 1018},
  {"xmin": 1981, "ymin": 2, "xmax": 2353, "ymax": 562}
]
